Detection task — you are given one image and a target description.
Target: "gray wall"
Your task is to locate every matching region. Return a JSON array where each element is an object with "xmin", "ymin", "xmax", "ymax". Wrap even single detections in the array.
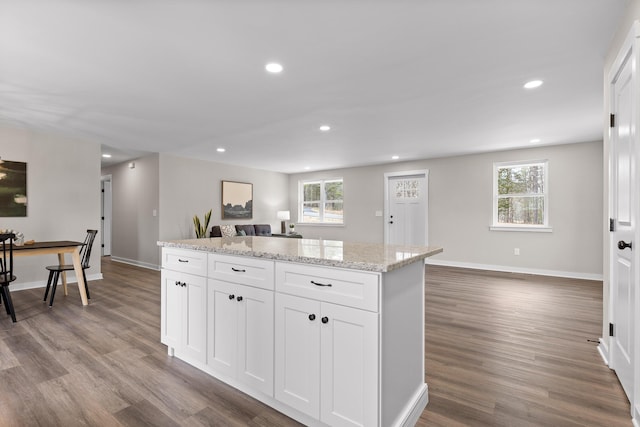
[
  {"xmin": 0, "ymin": 124, "xmax": 102, "ymax": 289},
  {"xmin": 159, "ymin": 153, "xmax": 289, "ymax": 242},
  {"xmin": 102, "ymin": 153, "xmax": 289, "ymax": 270},
  {"xmin": 290, "ymin": 141, "xmax": 603, "ymax": 279},
  {"xmin": 102, "ymin": 154, "xmax": 160, "ymax": 269}
]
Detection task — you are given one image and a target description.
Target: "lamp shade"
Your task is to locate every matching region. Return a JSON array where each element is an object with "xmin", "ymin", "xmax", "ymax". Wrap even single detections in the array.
[{"xmin": 277, "ymin": 210, "xmax": 290, "ymax": 220}]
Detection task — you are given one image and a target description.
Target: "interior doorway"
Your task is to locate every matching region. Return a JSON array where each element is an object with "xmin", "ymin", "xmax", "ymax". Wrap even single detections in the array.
[
  {"xmin": 101, "ymin": 175, "xmax": 112, "ymax": 256},
  {"xmin": 384, "ymin": 170, "xmax": 428, "ymax": 246}
]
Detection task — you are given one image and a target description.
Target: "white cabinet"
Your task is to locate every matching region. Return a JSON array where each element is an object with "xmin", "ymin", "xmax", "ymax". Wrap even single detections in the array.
[
  {"xmin": 207, "ymin": 253, "xmax": 275, "ymax": 396},
  {"xmin": 160, "ymin": 246, "xmax": 428, "ymax": 427},
  {"xmin": 161, "ymin": 248, "xmax": 208, "ymax": 364},
  {"xmin": 208, "ymin": 279, "xmax": 274, "ymax": 396},
  {"xmin": 320, "ymin": 301, "xmax": 378, "ymax": 427},
  {"xmin": 161, "ymin": 268, "xmax": 207, "ymax": 364},
  {"xmin": 275, "ymin": 265, "xmax": 380, "ymax": 427},
  {"xmin": 274, "ymin": 293, "xmax": 322, "ymax": 417}
]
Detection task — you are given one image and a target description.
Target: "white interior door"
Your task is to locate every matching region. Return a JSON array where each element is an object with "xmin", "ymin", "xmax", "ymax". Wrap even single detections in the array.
[
  {"xmin": 384, "ymin": 171, "xmax": 428, "ymax": 246},
  {"xmin": 609, "ymin": 30, "xmax": 637, "ymax": 405},
  {"xmin": 101, "ymin": 176, "xmax": 112, "ymax": 256}
]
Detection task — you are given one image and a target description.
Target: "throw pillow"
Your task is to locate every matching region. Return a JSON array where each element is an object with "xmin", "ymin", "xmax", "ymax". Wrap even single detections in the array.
[
  {"xmin": 237, "ymin": 229, "xmax": 247, "ymax": 236},
  {"xmin": 220, "ymin": 225, "xmax": 236, "ymax": 237}
]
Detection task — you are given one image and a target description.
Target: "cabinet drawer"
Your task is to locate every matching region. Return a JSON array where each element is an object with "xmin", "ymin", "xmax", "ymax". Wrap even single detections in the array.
[
  {"xmin": 208, "ymin": 254, "xmax": 274, "ymax": 290},
  {"xmin": 276, "ymin": 262, "xmax": 380, "ymax": 312},
  {"xmin": 162, "ymin": 248, "xmax": 208, "ymax": 276}
]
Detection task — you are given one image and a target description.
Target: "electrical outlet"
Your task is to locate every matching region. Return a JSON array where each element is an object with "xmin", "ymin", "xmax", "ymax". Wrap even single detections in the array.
[{"xmin": 514, "ymin": 248, "xmax": 520, "ymax": 256}]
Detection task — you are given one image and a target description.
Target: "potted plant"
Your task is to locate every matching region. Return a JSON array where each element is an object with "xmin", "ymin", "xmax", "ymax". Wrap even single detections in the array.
[
  {"xmin": 289, "ymin": 223, "xmax": 295, "ymax": 234},
  {"xmin": 193, "ymin": 209, "xmax": 212, "ymax": 238}
]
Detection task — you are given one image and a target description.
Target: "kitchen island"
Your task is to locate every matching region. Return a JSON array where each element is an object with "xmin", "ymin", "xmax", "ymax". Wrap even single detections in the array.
[{"xmin": 158, "ymin": 236, "xmax": 442, "ymax": 427}]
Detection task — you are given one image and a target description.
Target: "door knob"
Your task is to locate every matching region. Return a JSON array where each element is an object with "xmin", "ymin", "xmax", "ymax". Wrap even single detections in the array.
[
  {"xmin": 229, "ymin": 294, "xmax": 235, "ymax": 300},
  {"xmin": 618, "ymin": 240, "xmax": 633, "ymax": 250},
  {"xmin": 308, "ymin": 314, "xmax": 316, "ymax": 321}
]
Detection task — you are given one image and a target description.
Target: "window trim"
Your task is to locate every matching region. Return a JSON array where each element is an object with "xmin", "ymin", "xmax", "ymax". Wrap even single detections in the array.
[
  {"xmin": 491, "ymin": 159, "xmax": 551, "ymax": 232},
  {"xmin": 298, "ymin": 178, "xmax": 344, "ymax": 225}
]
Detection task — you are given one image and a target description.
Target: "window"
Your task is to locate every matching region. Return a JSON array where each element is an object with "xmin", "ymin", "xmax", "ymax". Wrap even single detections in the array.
[
  {"xmin": 299, "ymin": 178, "xmax": 343, "ymax": 224},
  {"xmin": 492, "ymin": 160, "xmax": 550, "ymax": 231}
]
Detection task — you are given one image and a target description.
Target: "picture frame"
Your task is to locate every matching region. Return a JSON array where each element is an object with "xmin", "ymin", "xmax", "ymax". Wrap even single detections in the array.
[
  {"xmin": 221, "ymin": 180, "xmax": 253, "ymax": 219},
  {"xmin": 0, "ymin": 160, "xmax": 27, "ymax": 217}
]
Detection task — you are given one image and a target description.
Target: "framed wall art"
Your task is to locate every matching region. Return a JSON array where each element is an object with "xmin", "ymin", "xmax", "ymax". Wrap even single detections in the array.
[
  {"xmin": 221, "ymin": 180, "xmax": 253, "ymax": 219},
  {"xmin": 0, "ymin": 160, "xmax": 27, "ymax": 217}
]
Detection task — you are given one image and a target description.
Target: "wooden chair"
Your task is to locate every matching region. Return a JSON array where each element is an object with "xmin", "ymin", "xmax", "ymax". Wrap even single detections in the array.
[
  {"xmin": 43, "ymin": 230, "xmax": 98, "ymax": 307},
  {"xmin": 0, "ymin": 233, "xmax": 17, "ymax": 322}
]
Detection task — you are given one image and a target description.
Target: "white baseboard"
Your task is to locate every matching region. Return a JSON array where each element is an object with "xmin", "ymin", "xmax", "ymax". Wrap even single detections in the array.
[
  {"xmin": 597, "ymin": 338, "xmax": 610, "ymax": 366},
  {"xmin": 425, "ymin": 259, "xmax": 603, "ymax": 281},
  {"xmin": 11, "ymin": 272, "xmax": 103, "ymax": 292},
  {"xmin": 111, "ymin": 256, "xmax": 160, "ymax": 271}
]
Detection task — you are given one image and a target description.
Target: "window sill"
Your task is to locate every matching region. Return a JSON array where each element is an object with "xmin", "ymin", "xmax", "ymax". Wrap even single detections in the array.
[
  {"xmin": 297, "ymin": 223, "xmax": 344, "ymax": 227},
  {"xmin": 489, "ymin": 225, "xmax": 552, "ymax": 233}
]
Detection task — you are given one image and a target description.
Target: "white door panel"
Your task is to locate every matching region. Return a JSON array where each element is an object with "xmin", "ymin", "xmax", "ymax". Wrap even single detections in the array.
[
  {"xmin": 385, "ymin": 172, "xmax": 428, "ymax": 246},
  {"xmin": 610, "ymin": 31, "xmax": 636, "ymax": 406}
]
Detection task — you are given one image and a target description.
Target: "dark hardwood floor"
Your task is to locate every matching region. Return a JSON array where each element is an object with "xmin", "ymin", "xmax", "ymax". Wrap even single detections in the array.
[{"xmin": 0, "ymin": 259, "xmax": 631, "ymax": 426}]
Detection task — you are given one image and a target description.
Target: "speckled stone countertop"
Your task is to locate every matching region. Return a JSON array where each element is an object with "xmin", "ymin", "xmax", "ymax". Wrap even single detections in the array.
[{"xmin": 158, "ymin": 236, "xmax": 443, "ymax": 273}]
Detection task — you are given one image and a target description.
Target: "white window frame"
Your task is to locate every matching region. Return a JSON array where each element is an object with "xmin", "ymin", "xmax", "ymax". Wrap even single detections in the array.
[
  {"xmin": 490, "ymin": 159, "xmax": 552, "ymax": 232},
  {"xmin": 298, "ymin": 178, "xmax": 344, "ymax": 225}
]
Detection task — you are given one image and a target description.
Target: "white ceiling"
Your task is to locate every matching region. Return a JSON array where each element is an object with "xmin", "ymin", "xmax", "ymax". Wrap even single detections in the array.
[{"xmin": 0, "ymin": 0, "xmax": 628, "ymax": 173}]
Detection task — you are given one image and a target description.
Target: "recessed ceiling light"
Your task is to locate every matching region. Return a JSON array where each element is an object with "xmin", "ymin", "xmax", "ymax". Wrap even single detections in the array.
[
  {"xmin": 102, "ymin": 154, "xmax": 112, "ymax": 158},
  {"xmin": 523, "ymin": 80, "xmax": 543, "ymax": 89},
  {"xmin": 319, "ymin": 125, "xmax": 331, "ymax": 132},
  {"xmin": 216, "ymin": 148, "xmax": 226, "ymax": 153},
  {"xmin": 530, "ymin": 138, "xmax": 541, "ymax": 143},
  {"xmin": 391, "ymin": 155, "xmax": 399, "ymax": 160},
  {"xmin": 304, "ymin": 166, "xmax": 311, "ymax": 170},
  {"xmin": 265, "ymin": 62, "xmax": 283, "ymax": 73}
]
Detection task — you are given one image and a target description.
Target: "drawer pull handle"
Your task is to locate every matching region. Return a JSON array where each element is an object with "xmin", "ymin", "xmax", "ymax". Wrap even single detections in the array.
[
  {"xmin": 311, "ymin": 280, "xmax": 332, "ymax": 287},
  {"xmin": 175, "ymin": 281, "xmax": 181, "ymax": 287},
  {"xmin": 321, "ymin": 316, "xmax": 329, "ymax": 324},
  {"xmin": 231, "ymin": 267, "xmax": 246, "ymax": 272},
  {"xmin": 229, "ymin": 294, "xmax": 235, "ymax": 300},
  {"xmin": 308, "ymin": 314, "xmax": 316, "ymax": 321},
  {"xmin": 178, "ymin": 259, "xmax": 189, "ymax": 263},
  {"xmin": 237, "ymin": 296, "xmax": 243, "ymax": 302}
]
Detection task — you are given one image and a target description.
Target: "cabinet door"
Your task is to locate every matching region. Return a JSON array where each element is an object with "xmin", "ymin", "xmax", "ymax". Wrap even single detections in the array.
[
  {"xmin": 237, "ymin": 285, "xmax": 274, "ymax": 396},
  {"xmin": 161, "ymin": 269, "xmax": 207, "ymax": 364},
  {"xmin": 161, "ymin": 270, "xmax": 183, "ymax": 350},
  {"xmin": 182, "ymin": 274, "xmax": 207, "ymax": 364},
  {"xmin": 275, "ymin": 294, "xmax": 321, "ymax": 418},
  {"xmin": 208, "ymin": 280, "xmax": 238, "ymax": 378},
  {"xmin": 320, "ymin": 302, "xmax": 379, "ymax": 427}
]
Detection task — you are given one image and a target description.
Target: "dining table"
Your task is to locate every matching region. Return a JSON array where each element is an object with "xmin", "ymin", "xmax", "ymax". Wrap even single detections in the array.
[{"xmin": 13, "ymin": 240, "xmax": 89, "ymax": 306}]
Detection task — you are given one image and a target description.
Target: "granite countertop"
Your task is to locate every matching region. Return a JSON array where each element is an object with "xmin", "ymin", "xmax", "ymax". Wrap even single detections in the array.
[{"xmin": 158, "ymin": 236, "xmax": 443, "ymax": 273}]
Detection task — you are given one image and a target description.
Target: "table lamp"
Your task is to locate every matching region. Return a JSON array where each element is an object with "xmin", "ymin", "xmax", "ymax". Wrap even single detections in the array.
[{"xmin": 277, "ymin": 210, "xmax": 290, "ymax": 234}]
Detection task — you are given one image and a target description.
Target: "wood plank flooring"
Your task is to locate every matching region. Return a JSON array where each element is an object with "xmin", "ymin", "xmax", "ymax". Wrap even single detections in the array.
[
  {"xmin": 0, "ymin": 259, "xmax": 631, "ymax": 426},
  {"xmin": 420, "ymin": 266, "xmax": 630, "ymax": 427}
]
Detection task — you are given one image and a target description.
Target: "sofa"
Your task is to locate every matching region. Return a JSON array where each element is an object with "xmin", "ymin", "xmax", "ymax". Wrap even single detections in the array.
[
  {"xmin": 210, "ymin": 224, "xmax": 273, "ymax": 238},
  {"xmin": 209, "ymin": 224, "xmax": 303, "ymax": 239}
]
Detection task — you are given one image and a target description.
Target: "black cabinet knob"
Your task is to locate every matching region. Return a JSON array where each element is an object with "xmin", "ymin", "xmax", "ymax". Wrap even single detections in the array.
[
  {"xmin": 308, "ymin": 314, "xmax": 316, "ymax": 321},
  {"xmin": 237, "ymin": 296, "xmax": 243, "ymax": 302},
  {"xmin": 321, "ymin": 316, "xmax": 329, "ymax": 324},
  {"xmin": 229, "ymin": 294, "xmax": 235, "ymax": 300}
]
